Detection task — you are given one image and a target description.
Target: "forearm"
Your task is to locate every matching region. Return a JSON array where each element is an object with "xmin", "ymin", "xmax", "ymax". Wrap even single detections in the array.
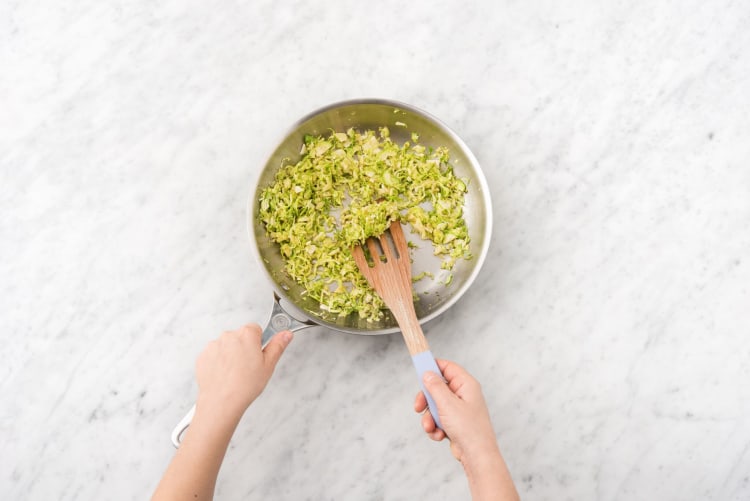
[
  {"xmin": 462, "ymin": 447, "xmax": 519, "ymax": 501},
  {"xmin": 152, "ymin": 403, "xmax": 243, "ymax": 501}
]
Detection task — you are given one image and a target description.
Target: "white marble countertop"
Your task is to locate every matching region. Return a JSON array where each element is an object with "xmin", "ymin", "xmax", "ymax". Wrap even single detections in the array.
[{"xmin": 3, "ymin": 1, "xmax": 750, "ymax": 499}]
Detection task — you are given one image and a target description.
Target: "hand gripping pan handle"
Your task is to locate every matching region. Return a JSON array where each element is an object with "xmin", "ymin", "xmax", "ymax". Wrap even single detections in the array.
[{"xmin": 170, "ymin": 293, "xmax": 314, "ymax": 447}]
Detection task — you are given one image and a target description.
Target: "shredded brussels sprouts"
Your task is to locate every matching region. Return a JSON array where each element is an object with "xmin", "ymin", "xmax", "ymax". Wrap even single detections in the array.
[{"xmin": 259, "ymin": 127, "xmax": 471, "ymax": 321}]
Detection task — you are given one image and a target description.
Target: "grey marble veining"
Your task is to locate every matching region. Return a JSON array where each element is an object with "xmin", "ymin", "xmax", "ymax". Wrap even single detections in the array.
[{"xmin": 2, "ymin": 1, "xmax": 750, "ymax": 499}]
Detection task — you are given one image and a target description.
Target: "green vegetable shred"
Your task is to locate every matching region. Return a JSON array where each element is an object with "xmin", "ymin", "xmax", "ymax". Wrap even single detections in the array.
[{"xmin": 259, "ymin": 127, "xmax": 471, "ymax": 321}]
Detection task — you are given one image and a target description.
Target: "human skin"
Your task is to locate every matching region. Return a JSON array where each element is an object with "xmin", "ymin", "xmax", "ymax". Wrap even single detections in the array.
[
  {"xmin": 151, "ymin": 324, "xmax": 293, "ymax": 501},
  {"xmin": 152, "ymin": 327, "xmax": 518, "ymax": 501},
  {"xmin": 415, "ymin": 359, "xmax": 520, "ymax": 501}
]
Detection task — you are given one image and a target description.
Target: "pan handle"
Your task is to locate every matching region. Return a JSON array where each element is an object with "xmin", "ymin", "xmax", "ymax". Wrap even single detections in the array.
[
  {"xmin": 261, "ymin": 292, "xmax": 316, "ymax": 345},
  {"xmin": 170, "ymin": 293, "xmax": 316, "ymax": 447}
]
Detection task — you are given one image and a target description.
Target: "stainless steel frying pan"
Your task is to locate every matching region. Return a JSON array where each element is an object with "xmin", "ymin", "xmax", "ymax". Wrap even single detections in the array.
[{"xmin": 171, "ymin": 99, "xmax": 492, "ymax": 446}]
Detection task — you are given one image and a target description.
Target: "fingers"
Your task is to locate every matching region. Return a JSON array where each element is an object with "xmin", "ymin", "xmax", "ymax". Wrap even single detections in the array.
[
  {"xmin": 237, "ymin": 323, "xmax": 263, "ymax": 345},
  {"xmin": 435, "ymin": 358, "xmax": 468, "ymax": 383},
  {"xmin": 435, "ymin": 358, "xmax": 476, "ymax": 396},
  {"xmin": 421, "ymin": 411, "xmax": 446, "ymax": 441},
  {"xmin": 417, "ymin": 391, "xmax": 445, "ymax": 441},
  {"xmin": 414, "ymin": 391, "xmax": 427, "ymax": 413},
  {"xmin": 262, "ymin": 330, "xmax": 294, "ymax": 372},
  {"xmin": 421, "ymin": 408, "xmax": 436, "ymax": 432},
  {"xmin": 428, "ymin": 429, "xmax": 446, "ymax": 441},
  {"xmin": 423, "ymin": 370, "xmax": 458, "ymax": 409},
  {"xmin": 219, "ymin": 324, "xmax": 262, "ymax": 350},
  {"xmin": 435, "ymin": 358, "xmax": 454, "ymax": 372}
]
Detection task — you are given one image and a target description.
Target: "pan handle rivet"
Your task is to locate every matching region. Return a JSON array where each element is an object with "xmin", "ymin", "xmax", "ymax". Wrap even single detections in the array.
[{"xmin": 271, "ymin": 313, "xmax": 291, "ymax": 331}]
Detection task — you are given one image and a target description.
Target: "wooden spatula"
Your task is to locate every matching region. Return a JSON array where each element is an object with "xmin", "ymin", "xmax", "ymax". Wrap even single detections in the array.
[{"xmin": 352, "ymin": 221, "xmax": 445, "ymax": 430}]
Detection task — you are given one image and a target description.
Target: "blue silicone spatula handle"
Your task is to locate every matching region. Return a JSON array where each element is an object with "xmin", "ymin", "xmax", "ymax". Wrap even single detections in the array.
[{"xmin": 411, "ymin": 350, "xmax": 444, "ymax": 430}]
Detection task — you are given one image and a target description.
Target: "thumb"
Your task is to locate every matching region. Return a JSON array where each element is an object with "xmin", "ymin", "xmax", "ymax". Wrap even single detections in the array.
[
  {"xmin": 263, "ymin": 330, "xmax": 294, "ymax": 372},
  {"xmin": 423, "ymin": 371, "xmax": 456, "ymax": 409}
]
